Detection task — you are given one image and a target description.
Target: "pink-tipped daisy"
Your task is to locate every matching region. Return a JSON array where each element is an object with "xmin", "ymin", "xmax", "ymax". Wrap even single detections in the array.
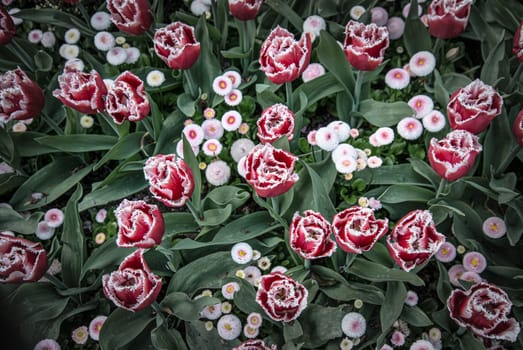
[
  {"xmin": 387, "ymin": 17, "xmax": 405, "ymax": 40},
  {"xmin": 90, "ymin": 11, "xmax": 111, "ymax": 31},
  {"xmin": 435, "ymin": 242, "xmax": 457, "ymax": 263},
  {"xmin": 349, "ymin": 128, "xmax": 360, "ymax": 138},
  {"xmin": 221, "ymin": 282, "xmax": 240, "ymax": 300},
  {"xmin": 41, "ymin": 31, "xmax": 56, "ymax": 48},
  {"xmin": 448, "ymin": 264, "xmax": 467, "ymax": 287},
  {"xmin": 64, "ymin": 28, "xmax": 81, "ymax": 44},
  {"xmin": 183, "ymin": 123, "xmax": 205, "ymax": 146},
  {"xmin": 410, "ymin": 339, "xmax": 435, "ymax": 350},
  {"xmin": 315, "ymin": 127, "xmax": 340, "ymax": 151},
  {"xmin": 247, "ymin": 312, "xmax": 263, "ymax": 328},
  {"xmin": 213, "ymin": 75, "xmax": 233, "ymax": 96},
  {"xmin": 243, "ymin": 324, "xmax": 259, "ymax": 338},
  {"xmin": 327, "ymin": 121, "xmax": 351, "ymax": 142},
  {"xmin": 482, "ymin": 216, "xmax": 507, "ymax": 238},
  {"xmin": 391, "ymin": 330, "xmax": 406, "ymax": 346},
  {"xmin": 409, "ymin": 51, "xmax": 436, "ymax": 77},
  {"xmin": 380, "ymin": 345, "xmax": 394, "ymax": 350},
  {"xmin": 367, "ymin": 156, "xmax": 383, "ymax": 168},
  {"xmin": 89, "ymin": 315, "xmax": 107, "ymax": 341},
  {"xmin": 95, "ymin": 208, "xmax": 107, "ymax": 223},
  {"xmin": 125, "ymin": 47, "xmax": 140, "ymax": 64},
  {"xmin": 332, "ymin": 143, "xmax": 357, "ymax": 163},
  {"xmin": 224, "ymin": 89, "xmax": 242, "ymax": 106},
  {"xmin": 71, "ymin": 326, "xmax": 88, "ymax": 345},
  {"xmin": 175, "ymin": 139, "xmax": 199, "ymax": 159},
  {"xmin": 303, "ymin": 15, "xmax": 326, "ymax": 40},
  {"xmin": 307, "ymin": 130, "xmax": 317, "ymax": 146},
  {"xmin": 341, "ymin": 312, "xmax": 367, "ymax": 338},
  {"xmin": 28, "ymin": 29, "xmax": 43, "ymax": 44},
  {"xmin": 202, "ymin": 139, "xmax": 223, "ymax": 157},
  {"xmin": 422, "ymin": 110, "xmax": 446, "ymax": 132},
  {"xmin": 404, "ymin": 290, "xmax": 419, "ymax": 306},
  {"xmin": 397, "ymin": 117, "xmax": 423, "ymax": 140},
  {"xmin": 460, "ymin": 271, "xmax": 482, "ymax": 285},
  {"xmin": 350, "ymin": 5, "xmax": 366, "ymax": 20},
  {"xmin": 385, "ymin": 68, "xmax": 410, "ymax": 89},
  {"xmin": 222, "ymin": 111, "xmax": 242, "ymax": 131},
  {"xmin": 94, "ymin": 31, "xmax": 115, "ymax": 51},
  {"xmin": 224, "ymin": 70, "xmax": 242, "ymax": 88},
  {"xmin": 230, "ymin": 138, "xmax": 255, "ymax": 162},
  {"xmin": 36, "ymin": 221, "xmax": 55, "ymax": 240},
  {"xmin": 243, "ymin": 266, "xmax": 262, "ymax": 286},
  {"xmin": 203, "ymin": 107, "xmax": 216, "ymax": 119},
  {"xmin": 34, "ymin": 339, "xmax": 61, "ymax": 350},
  {"xmin": 95, "ymin": 232, "xmax": 106, "ymax": 244},
  {"xmin": 335, "ymin": 156, "xmax": 357, "ymax": 174},
  {"xmin": 462, "ymin": 251, "xmax": 487, "ymax": 273},
  {"xmin": 369, "ymin": 133, "xmax": 381, "ymax": 147},
  {"xmin": 106, "ymin": 47, "xmax": 127, "ymax": 65},
  {"xmin": 44, "ymin": 208, "xmax": 65, "ymax": 228},
  {"xmin": 371, "ymin": 7, "xmax": 389, "ymax": 26},
  {"xmin": 302, "ymin": 63, "xmax": 326, "ymax": 82},
  {"xmin": 408, "ymin": 95, "xmax": 434, "ymax": 119},
  {"xmin": 217, "ymin": 314, "xmax": 242, "ymax": 340},
  {"xmin": 202, "ymin": 119, "xmax": 224, "ymax": 140},
  {"xmin": 201, "ymin": 303, "xmax": 223, "ymax": 320},
  {"xmin": 375, "ymin": 126, "xmax": 395, "ymax": 146},
  {"xmin": 238, "ymin": 122, "xmax": 249, "ymax": 135},
  {"xmin": 231, "ymin": 242, "xmax": 253, "ymax": 264},
  {"xmin": 205, "ymin": 160, "xmax": 231, "ymax": 186},
  {"xmin": 369, "ymin": 197, "xmax": 382, "ymax": 210}
]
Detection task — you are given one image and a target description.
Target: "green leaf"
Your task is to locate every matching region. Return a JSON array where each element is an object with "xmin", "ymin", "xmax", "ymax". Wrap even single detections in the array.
[
  {"xmin": 292, "ymin": 73, "xmax": 344, "ymax": 111},
  {"xmin": 174, "ymin": 211, "xmax": 279, "ymax": 250},
  {"xmin": 161, "ymin": 292, "xmax": 221, "ymax": 321},
  {"xmin": 459, "ymin": 332, "xmax": 487, "ymax": 350},
  {"xmin": 356, "ymin": 164, "xmax": 429, "ymax": 186},
  {"xmin": 433, "ymin": 70, "xmax": 451, "ymax": 115},
  {"xmin": 256, "ymin": 84, "xmax": 284, "ymax": 109},
  {"xmin": 81, "ymin": 237, "xmax": 135, "ymax": 279},
  {"xmin": 0, "ymin": 206, "xmax": 39, "ymax": 234},
  {"xmin": 154, "ymin": 111, "xmax": 184, "ymax": 155},
  {"xmin": 61, "ymin": 184, "xmax": 85, "ymax": 287},
  {"xmin": 94, "ymin": 132, "xmax": 146, "ymax": 171},
  {"xmin": 480, "ymin": 30, "xmax": 506, "ymax": 85},
  {"xmin": 163, "ymin": 212, "xmax": 198, "ymax": 236},
  {"xmin": 220, "ymin": 46, "xmax": 250, "ymax": 59},
  {"xmin": 34, "ymin": 50, "xmax": 53, "ymax": 71},
  {"xmin": 409, "ymin": 158, "xmax": 440, "ymax": 188},
  {"xmin": 297, "ymin": 304, "xmax": 345, "ymax": 348},
  {"xmin": 401, "ymin": 306, "xmax": 433, "ymax": 327},
  {"xmin": 11, "ymin": 283, "xmax": 69, "ymax": 323},
  {"xmin": 378, "ymin": 184, "xmax": 435, "ymax": 204},
  {"xmin": 203, "ymin": 186, "xmax": 250, "ymax": 211},
  {"xmin": 36, "ymin": 135, "xmax": 117, "ymax": 152},
  {"xmin": 348, "ymin": 258, "xmax": 425, "ymax": 286},
  {"xmin": 177, "ymin": 93, "xmax": 196, "ymax": 117},
  {"xmin": 359, "ymin": 99, "xmax": 414, "ymax": 127},
  {"xmin": 403, "ymin": 0, "xmax": 432, "ymax": 56},
  {"xmin": 380, "ymin": 281, "xmax": 406, "ymax": 331},
  {"xmin": 168, "ymin": 252, "xmax": 241, "ymax": 294},
  {"xmin": 99, "ymin": 308, "xmax": 154, "ymax": 350},
  {"xmin": 505, "ymin": 198, "xmax": 523, "ymax": 245},
  {"xmin": 317, "ymin": 31, "xmax": 355, "ymax": 98},
  {"xmin": 9, "ymin": 132, "xmax": 58, "ymax": 157},
  {"xmin": 190, "ymin": 17, "xmax": 221, "ymax": 97},
  {"xmin": 194, "ymin": 205, "xmax": 233, "ymax": 226},
  {"xmin": 151, "ymin": 324, "xmax": 188, "ymax": 350},
  {"xmin": 321, "ymin": 283, "xmax": 384, "ymax": 305},
  {"xmin": 284, "ymin": 321, "xmax": 303, "ymax": 342},
  {"xmin": 483, "ymin": 112, "xmax": 514, "ymax": 176},
  {"xmin": 185, "ymin": 321, "xmax": 232, "ymax": 350},
  {"xmin": 265, "ymin": 0, "xmax": 304, "ymax": 31},
  {"xmin": 182, "ymin": 135, "xmax": 202, "ymax": 214},
  {"xmin": 16, "ymin": 9, "xmax": 95, "ymax": 35}
]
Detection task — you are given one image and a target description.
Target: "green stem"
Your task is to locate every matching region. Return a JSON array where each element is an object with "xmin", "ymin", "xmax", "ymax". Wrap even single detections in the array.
[
  {"xmin": 508, "ymin": 63, "xmax": 523, "ymax": 91},
  {"xmin": 353, "ymin": 70, "xmax": 364, "ymax": 112},
  {"xmin": 271, "ymin": 196, "xmax": 280, "ymax": 216},
  {"xmin": 151, "ymin": 301, "xmax": 169, "ymax": 325},
  {"xmin": 496, "ymin": 144, "xmax": 521, "ymax": 175},
  {"xmin": 286, "ymin": 81, "xmax": 294, "ymax": 111},
  {"xmin": 435, "ymin": 178, "xmax": 447, "ymax": 199},
  {"xmin": 304, "ymin": 259, "xmax": 311, "ymax": 270},
  {"xmin": 241, "ymin": 20, "xmax": 251, "ymax": 76},
  {"xmin": 183, "ymin": 69, "xmax": 199, "ymax": 100},
  {"xmin": 186, "ymin": 200, "xmax": 202, "ymax": 221}
]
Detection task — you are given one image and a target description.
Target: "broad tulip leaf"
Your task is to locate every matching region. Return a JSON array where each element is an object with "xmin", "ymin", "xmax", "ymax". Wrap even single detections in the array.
[
  {"xmin": 186, "ymin": 321, "xmax": 232, "ymax": 350},
  {"xmin": 61, "ymin": 184, "xmax": 85, "ymax": 287},
  {"xmin": 161, "ymin": 292, "xmax": 221, "ymax": 321},
  {"xmin": 480, "ymin": 29, "xmax": 506, "ymax": 85},
  {"xmin": 403, "ymin": 0, "xmax": 432, "ymax": 56},
  {"xmin": 401, "ymin": 306, "xmax": 433, "ymax": 327},
  {"xmin": 360, "ymin": 99, "xmax": 414, "ymax": 127},
  {"xmin": 297, "ymin": 305, "xmax": 345, "ymax": 348},
  {"xmin": 163, "ymin": 212, "xmax": 199, "ymax": 236},
  {"xmin": 151, "ymin": 323, "xmax": 188, "ymax": 350},
  {"xmin": 94, "ymin": 132, "xmax": 146, "ymax": 170},
  {"xmin": 80, "ymin": 237, "xmax": 135, "ymax": 279},
  {"xmin": 378, "ymin": 184, "xmax": 435, "ymax": 204},
  {"xmin": 0, "ymin": 206, "xmax": 39, "ymax": 234},
  {"xmin": 36, "ymin": 134, "xmax": 117, "ymax": 152},
  {"xmin": 321, "ymin": 283, "xmax": 384, "ymax": 305},
  {"xmin": 99, "ymin": 308, "xmax": 155, "ymax": 350},
  {"xmin": 348, "ymin": 258, "xmax": 425, "ymax": 286},
  {"xmin": 380, "ymin": 281, "xmax": 407, "ymax": 331}
]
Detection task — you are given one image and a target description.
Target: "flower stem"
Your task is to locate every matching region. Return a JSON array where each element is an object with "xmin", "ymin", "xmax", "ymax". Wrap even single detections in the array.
[
  {"xmin": 435, "ymin": 178, "xmax": 447, "ymax": 199},
  {"xmin": 286, "ymin": 81, "xmax": 294, "ymax": 111},
  {"xmin": 186, "ymin": 200, "xmax": 202, "ymax": 221},
  {"xmin": 151, "ymin": 301, "xmax": 169, "ymax": 325},
  {"xmin": 271, "ymin": 196, "xmax": 280, "ymax": 216},
  {"xmin": 304, "ymin": 259, "xmax": 311, "ymax": 270},
  {"xmin": 352, "ymin": 70, "xmax": 364, "ymax": 112},
  {"xmin": 496, "ymin": 144, "xmax": 521, "ymax": 175},
  {"xmin": 241, "ymin": 20, "xmax": 251, "ymax": 76},
  {"xmin": 183, "ymin": 69, "xmax": 199, "ymax": 100}
]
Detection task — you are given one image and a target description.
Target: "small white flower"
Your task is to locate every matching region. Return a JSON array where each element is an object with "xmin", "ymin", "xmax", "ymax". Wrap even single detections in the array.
[
  {"xmin": 175, "ymin": 139, "xmax": 199, "ymax": 159},
  {"xmin": 367, "ymin": 156, "xmax": 383, "ymax": 168},
  {"xmin": 371, "ymin": 7, "xmax": 389, "ymax": 26},
  {"xmin": 59, "ymin": 44, "xmax": 80, "ymax": 60},
  {"xmin": 12, "ymin": 122, "xmax": 27, "ymax": 132},
  {"xmin": 217, "ymin": 314, "xmax": 242, "ymax": 341},
  {"xmin": 315, "ymin": 126, "xmax": 340, "ymax": 151},
  {"xmin": 243, "ymin": 324, "xmax": 259, "ymax": 338},
  {"xmin": 224, "ymin": 89, "xmax": 242, "ymax": 106},
  {"xmin": 202, "ymin": 119, "xmax": 224, "ymax": 140},
  {"xmin": 41, "ymin": 31, "xmax": 56, "ymax": 48},
  {"xmin": 374, "ymin": 127, "xmax": 395, "ymax": 146},
  {"xmin": 64, "ymin": 28, "xmax": 80, "ymax": 44},
  {"xmin": 94, "ymin": 31, "xmax": 115, "ymax": 51},
  {"xmin": 385, "ymin": 68, "xmax": 410, "ymax": 89},
  {"xmin": 410, "ymin": 339, "xmax": 435, "ymax": 350},
  {"xmin": 340, "ymin": 337, "xmax": 354, "ymax": 350},
  {"xmin": 302, "ymin": 63, "xmax": 325, "ymax": 82},
  {"xmin": 303, "ymin": 15, "xmax": 326, "ymax": 40},
  {"xmin": 327, "ymin": 121, "xmax": 351, "ymax": 142},
  {"xmin": 409, "ymin": 51, "xmax": 436, "ymax": 77},
  {"xmin": 221, "ymin": 282, "xmax": 240, "ymax": 300},
  {"xmin": 408, "ymin": 95, "xmax": 434, "ymax": 119},
  {"xmin": 350, "ymin": 5, "xmax": 366, "ymax": 20},
  {"xmin": 201, "ymin": 303, "xmax": 222, "ymax": 320},
  {"xmin": 205, "ymin": 160, "xmax": 230, "ymax": 186},
  {"xmin": 397, "ymin": 117, "xmax": 423, "ymax": 140},
  {"xmin": 44, "ymin": 208, "xmax": 65, "ymax": 228},
  {"xmin": 190, "ymin": 0, "xmax": 210, "ymax": 16},
  {"xmin": 80, "ymin": 115, "xmax": 94, "ymax": 128},
  {"xmin": 64, "ymin": 58, "xmax": 85, "ymax": 71},
  {"xmin": 146, "ymin": 70, "xmax": 166, "ymax": 87},
  {"xmin": 212, "ymin": 75, "xmax": 233, "ymax": 96},
  {"xmin": 106, "ymin": 47, "xmax": 127, "ymax": 65},
  {"xmin": 341, "ymin": 312, "xmax": 367, "ymax": 338},
  {"xmin": 36, "ymin": 221, "xmax": 55, "ymax": 240},
  {"xmin": 95, "ymin": 209, "xmax": 107, "ymax": 223},
  {"xmin": 202, "ymin": 139, "xmax": 223, "ymax": 157},
  {"xmin": 246, "ymin": 312, "xmax": 263, "ymax": 328},
  {"xmin": 307, "ymin": 130, "xmax": 317, "ymax": 145},
  {"xmin": 405, "ymin": 290, "xmax": 419, "ymax": 306},
  {"xmin": 387, "ymin": 16, "xmax": 405, "ymax": 40},
  {"xmin": 221, "ymin": 111, "xmax": 242, "ymax": 131},
  {"xmin": 183, "ymin": 123, "xmax": 205, "ymax": 146},
  {"xmin": 422, "ymin": 110, "xmax": 446, "ymax": 132},
  {"xmin": 28, "ymin": 29, "xmax": 43, "ymax": 44},
  {"xmin": 257, "ymin": 256, "xmax": 271, "ymax": 271},
  {"xmin": 243, "ymin": 265, "xmax": 261, "ymax": 286},
  {"xmin": 224, "ymin": 70, "xmax": 242, "ymax": 88},
  {"xmin": 332, "ymin": 143, "xmax": 357, "ymax": 163},
  {"xmin": 231, "ymin": 242, "xmax": 253, "ymax": 264},
  {"xmin": 90, "ymin": 11, "xmax": 112, "ymax": 31},
  {"xmin": 221, "ymin": 301, "xmax": 232, "ymax": 314},
  {"xmin": 125, "ymin": 47, "xmax": 140, "ymax": 64},
  {"xmin": 335, "ymin": 156, "xmax": 357, "ymax": 174}
]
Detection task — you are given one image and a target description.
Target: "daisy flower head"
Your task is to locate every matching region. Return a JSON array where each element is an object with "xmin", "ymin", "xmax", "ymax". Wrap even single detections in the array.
[
  {"xmin": 367, "ymin": 156, "xmax": 383, "ymax": 168},
  {"xmin": 429, "ymin": 328, "xmax": 441, "ymax": 342},
  {"xmin": 222, "ymin": 302, "xmax": 232, "ymax": 314},
  {"xmin": 64, "ymin": 58, "xmax": 85, "ymax": 71},
  {"xmin": 106, "ymin": 47, "xmax": 128, "ymax": 65},
  {"xmin": 243, "ymin": 324, "xmax": 259, "ymax": 338},
  {"xmin": 252, "ymin": 250, "xmax": 261, "ymax": 261},
  {"xmin": 340, "ymin": 338, "xmax": 354, "ymax": 350},
  {"xmin": 302, "ymin": 63, "xmax": 326, "ymax": 82},
  {"xmin": 41, "ymin": 31, "xmax": 56, "ymax": 48},
  {"xmin": 238, "ymin": 122, "xmax": 250, "ymax": 135},
  {"xmin": 391, "ymin": 330, "xmax": 406, "ymax": 346},
  {"xmin": 397, "ymin": 117, "xmax": 423, "ymax": 140},
  {"xmin": 332, "ymin": 143, "xmax": 357, "ymax": 163},
  {"xmin": 422, "ymin": 110, "xmax": 446, "ymax": 132},
  {"xmin": 217, "ymin": 314, "xmax": 242, "ymax": 340},
  {"xmin": 183, "ymin": 123, "xmax": 205, "ymax": 146},
  {"xmin": 94, "ymin": 31, "xmax": 115, "ymax": 51},
  {"xmin": 231, "ymin": 242, "xmax": 253, "ymax": 264},
  {"xmin": 95, "ymin": 232, "xmax": 106, "ymax": 244},
  {"xmin": 435, "ymin": 241, "xmax": 456, "ymax": 262},
  {"xmin": 482, "ymin": 216, "xmax": 506, "ymax": 238},
  {"xmin": 34, "ymin": 339, "xmax": 61, "ymax": 350},
  {"xmin": 202, "ymin": 139, "xmax": 223, "ymax": 156},
  {"xmin": 335, "ymin": 156, "xmax": 357, "ymax": 174},
  {"xmin": 380, "ymin": 345, "xmax": 393, "ymax": 350},
  {"xmin": 224, "ymin": 70, "xmax": 242, "ymax": 88},
  {"xmin": 201, "ymin": 303, "xmax": 222, "ymax": 320},
  {"xmin": 247, "ymin": 312, "xmax": 263, "ymax": 328},
  {"xmin": 307, "ymin": 130, "xmax": 317, "ymax": 146},
  {"xmin": 349, "ymin": 128, "xmax": 359, "ymax": 138},
  {"xmin": 385, "ymin": 68, "xmax": 410, "ymax": 89},
  {"xmin": 222, "ymin": 111, "xmax": 242, "ymax": 131},
  {"xmin": 115, "ymin": 36, "xmax": 126, "ymax": 45},
  {"xmin": 460, "ymin": 271, "xmax": 482, "ymax": 285},
  {"xmin": 257, "ymin": 256, "xmax": 271, "ymax": 271},
  {"xmin": 64, "ymin": 28, "xmax": 80, "ymax": 44},
  {"xmin": 327, "ymin": 121, "xmax": 351, "ymax": 142},
  {"xmin": 462, "ymin": 251, "xmax": 487, "ymax": 273},
  {"xmin": 410, "ymin": 339, "xmax": 435, "ymax": 350},
  {"xmin": 44, "ymin": 208, "xmax": 64, "ymax": 228},
  {"xmin": 350, "ymin": 5, "xmax": 366, "ymax": 20},
  {"xmin": 190, "ymin": 0, "xmax": 210, "ymax": 16},
  {"xmin": 71, "ymin": 326, "xmax": 88, "ymax": 345},
  {"xmin": 203, "ymin": 107, "xmax": 216, "ymax": 119},
  {"xmin": 12, "ymin": 122, "xmax": 27, "ymax": 132},
  {"xmin": 303, "ymin": 15, "xmax": 326, "ymax": 40},
  {"xmin": 202, "ymin": 118, "xmax": 224, "ymax": 140},
  {"xmin": 358, "ymin": 196, "xmax": 369, "ymax": 207},
  {"xmin": 222, "ymin": 282, "xmax": 240, "ymax": 300},
  {"xmin": 205, "ymin": 160, "xmax": 230, "ymax": 186},
  {"xmin": 409, "ymin": 51, "xmax": 436, "ymax": 77},
  {"xmin": 408, "ymin": 95, "xmax": 434, "ymax": 119},
  {"xmin": 90, "ymin": 11, "xmax": 111, "ymax": 30},
  {"xmin": 387, "ymin": 17, "xmax": 405, "ymax": 40},
  {"xmin": 28, "ymin": 29, "xmax": 43, "ymax": 44},
  {"xmin": 36, "ymin": 221, "xmax": 55, "ymax": 240},
  {"xmin": 224, "ymin": 89, "xmax": 242, "ymax": 106},
  {"xmin": 404, "ymin": 290, "xmax": 419, "ymax": 306},
  {"xmin": 146, "ymin": 70, "xmax": 166, "ymax": 87},
  {"xmin": 59, "ymin": 44, "xmax": 79, "ymax": 59},
  {"xmin": 448, "ymin": 264, "xmax": 466, "ymax": 287},
  {"xmin": 213, "ymin": 75, "xmax": 233, "ymax": 96},
  {"xmin": 87, "ymin": 315, "xmax": 107, "ymax": 341},
  {"xmin": 369, "ymin": 133, "xmax": 380, "ymax": 147},
  {"xmin": 375, "ymin": 126, "xmax": 395, "ymax": 146},
  {"xmin": 368, "ymin": 197, "xmax": 382, "ymax": 210},
  {"xmin": 243, "ymin": 265, "xmax": 262, "ymax": 286},
  {"xmin": 341, "ymin": 312, "xmax": 367, "ymax": 338},
  {"xmin": 80, "ymin": 115, "xmax": 94, "ymax": 128},
  {"xmin": 125, "ymin": 47, "xmax": 141, "ymax": 64},
  {"xmin": 371, "ymin": 7, "xmax": 389, "ymax": 26},
  {"xmin": 315, "ymin": 126, "xmax": 340, "ymax": 151}
]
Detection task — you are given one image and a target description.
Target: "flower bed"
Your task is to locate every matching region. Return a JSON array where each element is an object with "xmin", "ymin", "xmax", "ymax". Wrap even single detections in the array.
[{"xmin": 0, "ymin": 0, "xmax": 522, "ymax": 349}]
